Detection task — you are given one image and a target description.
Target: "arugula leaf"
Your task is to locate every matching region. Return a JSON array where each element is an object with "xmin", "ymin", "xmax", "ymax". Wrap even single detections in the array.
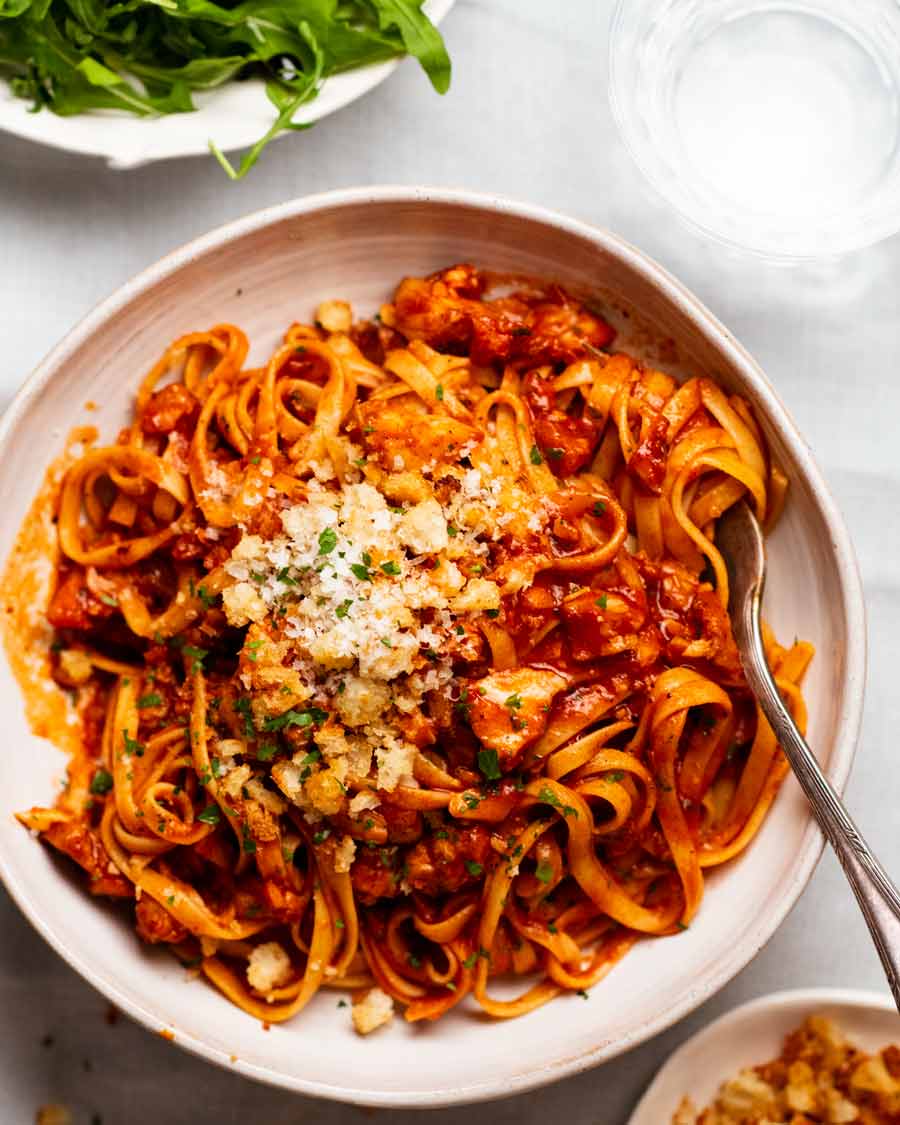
[
  {"xmin": 363, "ymin": 0, "xmax": 450, "ymax": 93},
  {"xmin": 0, "ymin": 0, "xmax": 451, "ymax": 176}
]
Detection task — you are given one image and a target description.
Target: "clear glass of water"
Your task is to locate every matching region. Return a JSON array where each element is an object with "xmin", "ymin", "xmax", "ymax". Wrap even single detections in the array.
[{"xmin": 609, "ymin": 0, "xmax": 900, "ymax": 260}]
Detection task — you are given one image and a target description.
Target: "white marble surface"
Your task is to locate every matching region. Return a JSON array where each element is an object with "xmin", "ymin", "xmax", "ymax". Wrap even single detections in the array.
[{"xmin": 1, "ymin": 0, "xmax": 899, "ymax": 1121}]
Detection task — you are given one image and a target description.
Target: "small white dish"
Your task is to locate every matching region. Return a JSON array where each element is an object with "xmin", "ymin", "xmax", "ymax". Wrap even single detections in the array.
[
  {"xmin": 0, "ymin": 187, "xmax": 866, "ymax": 1105},
  {"xmin": 0, "ymin": 0, "xmax": 454, "ymax": 170},
  {"xmin": 628, "ymin": 988, "xmax": 900, "ymax": 1124}
]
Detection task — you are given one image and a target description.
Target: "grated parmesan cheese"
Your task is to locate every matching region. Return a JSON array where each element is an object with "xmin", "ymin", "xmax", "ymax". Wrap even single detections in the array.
[{"xmin": 216, "ymin": 449, "xmax": 519, "ymax": 809}]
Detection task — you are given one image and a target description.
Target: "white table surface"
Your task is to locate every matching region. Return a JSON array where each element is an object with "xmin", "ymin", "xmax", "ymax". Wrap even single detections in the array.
[{"xmin": 1, "ymin": 1, "xmax": 898, "ymax": 1121}]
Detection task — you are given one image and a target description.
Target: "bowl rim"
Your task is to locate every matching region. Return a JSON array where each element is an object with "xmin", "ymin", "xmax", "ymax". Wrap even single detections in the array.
[
  {"xmin": 0, "ymin": 186, "xmax": 868, "ymax": 1106},
  {"xmin": 627, "ymin": 987, "xmax": 897, "ymax": 1124}
]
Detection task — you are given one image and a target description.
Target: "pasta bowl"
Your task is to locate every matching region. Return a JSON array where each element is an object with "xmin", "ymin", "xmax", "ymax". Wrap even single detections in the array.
[{"xmin": 0, "ymin": 187, "xmax": 865, "ymax": 1106}]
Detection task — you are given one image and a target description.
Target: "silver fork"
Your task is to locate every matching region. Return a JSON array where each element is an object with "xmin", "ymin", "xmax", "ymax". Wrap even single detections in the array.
[{"xmin": 716, "ymin": 500, "xmax": 900, "ymax": 1011}]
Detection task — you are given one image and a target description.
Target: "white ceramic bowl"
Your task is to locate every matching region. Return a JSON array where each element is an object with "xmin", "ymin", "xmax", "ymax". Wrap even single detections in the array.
[
  {"xmin": 628, "ymin": 988, "xmax": 899, "ymax": 1124},
  {"xmin": 0, "ymin": 0, "xmax": 453, "ymax": 169},
  {"xmin": 0, "ymin": 188, "xmax": 866, "ymax": 1106}
]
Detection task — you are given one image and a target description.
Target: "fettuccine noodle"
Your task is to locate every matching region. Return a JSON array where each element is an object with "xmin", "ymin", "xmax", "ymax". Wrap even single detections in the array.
[{"xmin": 10, "ymin": 265, "xmax": 811, "ymax": 1031}]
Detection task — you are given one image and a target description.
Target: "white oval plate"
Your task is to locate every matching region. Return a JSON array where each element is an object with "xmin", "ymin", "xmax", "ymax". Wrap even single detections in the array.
[
  {"xmin": 0, "ymin": 188, "xmax": 866, "ymax": 1106},
  {"xmin": 628, "ymin": 988, "xmax": 899, "ymax": 1124},
  {"xmin": 0, "ymin": 0, "xmax": 454, "ymax": 169}
]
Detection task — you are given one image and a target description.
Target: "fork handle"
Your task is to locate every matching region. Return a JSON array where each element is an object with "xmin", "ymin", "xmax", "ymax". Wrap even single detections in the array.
[{"xmin": 741, "ymin": 587, "xmax": 900, "ymax": 1012}]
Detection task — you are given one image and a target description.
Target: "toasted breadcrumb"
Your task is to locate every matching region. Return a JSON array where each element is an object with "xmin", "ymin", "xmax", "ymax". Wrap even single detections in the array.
[
  {"xmin": 352, "ymin": 987, "xmax": 394, "ymax": 1035},
  {"xmin": 246, "ymin": 941, "xmax": 292, "ymax": 994},
  {"xmin": 675, "ymin": 1015, "xmax": 900, "ymax": 1123}
]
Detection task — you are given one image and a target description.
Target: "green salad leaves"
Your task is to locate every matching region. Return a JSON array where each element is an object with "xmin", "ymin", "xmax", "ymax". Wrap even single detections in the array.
[{"xmin": 0, "ymin": 0, "xmax": 451, "ymax": 176}]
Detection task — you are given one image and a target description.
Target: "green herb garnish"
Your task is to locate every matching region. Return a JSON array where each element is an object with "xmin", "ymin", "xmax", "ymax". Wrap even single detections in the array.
[
  {"xmin": 89, "ymin": 768, "xmax": 113, "ymax": 795},
  {"xmin": 262, "ymin": 707, "xmax": 327, "ymax": 731},
  {"xmin": 0, "ymin": 1, "xmax": 451, "ymax": 181},
  {"xmin": 477, "ymin": 748, "xmax": 501, "ymax": 781},
  {"xmin": 182, "ymin": 646, "xmax": 208, "ymax": 672},
  {"xmin": 318, "ymin": 527, "xmax": 338, "ymax": 555}
]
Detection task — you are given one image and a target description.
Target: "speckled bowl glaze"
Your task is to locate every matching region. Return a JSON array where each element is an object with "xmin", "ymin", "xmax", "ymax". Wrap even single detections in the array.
[{"xmin": 0, "ymin": 188, "xmax": 866, "ymax": 1106}]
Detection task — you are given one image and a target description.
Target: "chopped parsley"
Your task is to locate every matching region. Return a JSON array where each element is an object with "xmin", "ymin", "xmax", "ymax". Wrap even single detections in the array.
[
  {"xmin": 435, "ymin": 384, "xmax": 444, "ymax": 401},
  {"xmin": 446, "ymin": 524, "xmax": 458, "ymax": 537},
  {"xmin": 595, "ymin": 595, "xmax": 608, "ymax": 609},
  {"xmin": 318, "ymin": 527, "xmax": 338, "ymax": 555},
  {"xmin": 312, "ymin": 828, "xmax": 331, "ymax": 845},
  {"xmin": 350, "ymin": 562, "xmax": 372, "ymax": 582},
  {"xmin": 136, "ymin": 692, "xmax": 163, "ymax": 709},
  {"xmin": 592, "ymin": 500, "xmax": 606, "ymax": 517},
  {"xmin": 182, "ymin": 646, "xmax": 208, "ymax": 672},
  {"xmin": 234, "ymin": 696, "xmax": 255, "ymax": 737},
  {"xmin": 263, "ymin": 707, "xmax": 327, "ymax": 731},
  {"xmin": 535, "ymin": 860, "xmax": 553, "ymax": 884},
  {"xmin": 461, "ymin": 952, "xmax": 478, "ymax": 969},
  {"xmin": 546, "ymin": 447, "xmax": 564, "ymax": 460},
  {"xmin": 335, "ymin": 599, "xmax": 353, "ymax": 619},
  {"xmin": 464, "ymin": 860, "xmax": 483, "ymax": 876},
  {"xmin": 256, "ymin": 743, "xmax": 278, "ymax": 762},
  {"xmin": 536, "ymin": 785, "xmax": 578, "ymax": 818},
  {"xmin": 89, "ymin": 769, "xmax": 113, "ymax": 795},
  {"xmin": 529, "ymin": 444, "xmax": 543, "ymax": 465},
  {"xmin": 98, "ymin": 593, "xmax": 119, "ymax": 608},
  {"xmin": 505, "ymin": 692, "xmax": 523, "ymax": 711},
  {"xmin": 122, "ymin": 731, "xmax": 144, "ymax": 757},
  {"xmin": 477, "ymin": 748, "xmax": 501, "ymax": 781},
  {"xmin": 380, "ymin": 560, "xmax": 401, "ymax": 576},
  {"xmin": 197, "ymin": 805, "xmax": 221, "ymax": 825}
]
